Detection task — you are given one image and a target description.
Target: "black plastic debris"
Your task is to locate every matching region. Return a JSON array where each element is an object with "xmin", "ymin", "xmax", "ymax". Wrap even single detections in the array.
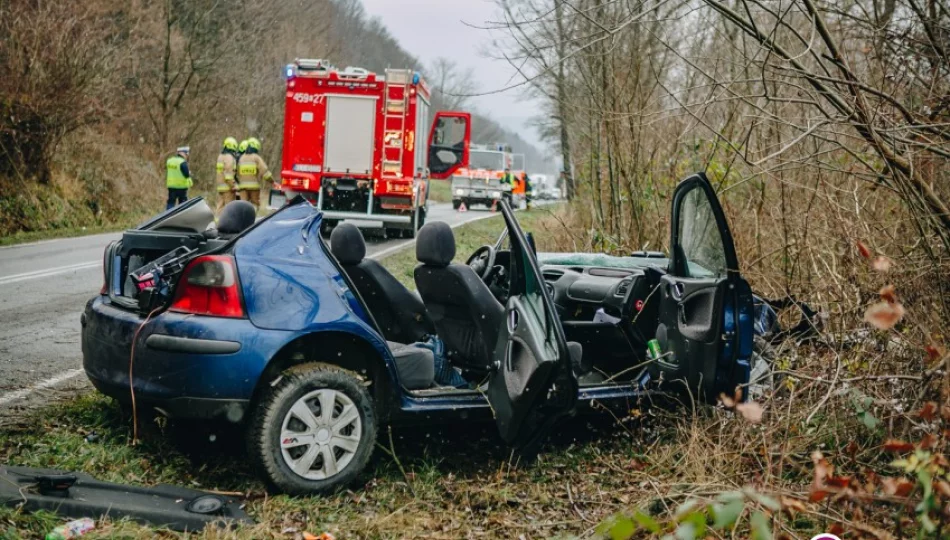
[{"xmin": 0, "ymin": 465, "xmax": 253, "ymax": 532}]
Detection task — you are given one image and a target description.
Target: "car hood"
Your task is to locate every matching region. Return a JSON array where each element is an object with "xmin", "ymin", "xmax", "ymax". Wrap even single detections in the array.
[{"xmin": 537, "ymin": 252, "xmax": 670, "ymax": 270}]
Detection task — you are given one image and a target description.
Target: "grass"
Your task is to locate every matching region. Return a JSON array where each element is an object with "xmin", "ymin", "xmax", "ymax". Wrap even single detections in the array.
[
  {"xmin": 427, "ymin": 178, "xmax": 452, "ymax": 203},
  {"xmin": 0, "ymin": 392, "xmax": 694, "ymax": 539}
]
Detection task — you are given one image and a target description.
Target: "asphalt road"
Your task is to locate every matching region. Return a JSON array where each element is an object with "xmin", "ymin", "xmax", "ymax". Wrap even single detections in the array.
[{"xmin": 0, "ymin": 202, "xmax": 501, "ymax": 417}]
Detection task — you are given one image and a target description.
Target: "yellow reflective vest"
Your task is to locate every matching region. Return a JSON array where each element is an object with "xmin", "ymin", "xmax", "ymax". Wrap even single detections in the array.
[
  {"xmin": 237, "ymin": 153, "xmax": 272, "ymax": 190},
  {"xmin": 216, "ymin": 152, "xmax": 237, "ymax": 192},
  {"xmin": 166, "ymin": 156, "xmax": 192, "ymax": 189}
]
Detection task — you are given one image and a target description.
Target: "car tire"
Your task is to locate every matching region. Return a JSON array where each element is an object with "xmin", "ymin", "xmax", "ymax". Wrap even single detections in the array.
[
  {"xmin": 247, "ymin": 362, "xmax": 377, "ymax": 495},
  {"xmin": 452, "ymin": 200, "xmax": 461, "ymax": 210}
]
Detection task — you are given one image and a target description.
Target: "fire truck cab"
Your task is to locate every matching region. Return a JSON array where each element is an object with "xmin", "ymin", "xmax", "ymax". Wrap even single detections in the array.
[{"xmin": 271, "ymin": 59, "xmax": 470, "ymax": 237}]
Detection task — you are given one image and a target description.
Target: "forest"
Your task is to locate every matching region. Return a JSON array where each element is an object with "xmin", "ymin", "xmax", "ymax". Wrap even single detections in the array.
[{"xmin": 0, "ymin": 0, "xmax": 545, "ymax": 236}]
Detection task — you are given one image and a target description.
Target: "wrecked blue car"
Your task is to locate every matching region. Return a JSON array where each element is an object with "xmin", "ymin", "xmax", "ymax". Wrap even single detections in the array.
[{"xmin": 82, "ymin": 172, "xmax": 755, "ymax": 495}]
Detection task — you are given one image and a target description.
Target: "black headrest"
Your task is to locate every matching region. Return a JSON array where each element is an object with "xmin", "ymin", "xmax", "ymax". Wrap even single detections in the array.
[
  {"xmin": 217, "ymin": 201, "xmax": 257, "ymax": 235},
  {"xmin": 416, "ymin": 222, "xmax": 455, "ymax": 267},
  {"xmin": 330, "ymin": 223, "xmax": 366, "ymax": 265}
]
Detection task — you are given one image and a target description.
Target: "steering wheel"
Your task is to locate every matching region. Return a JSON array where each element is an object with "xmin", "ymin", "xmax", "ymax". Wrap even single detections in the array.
[{"xmin": 466, "ymin": 245, "xmax": 497, "ymax": 281}]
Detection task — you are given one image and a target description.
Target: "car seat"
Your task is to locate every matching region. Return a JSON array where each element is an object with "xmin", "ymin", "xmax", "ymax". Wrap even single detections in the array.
[
  {"xmin": 386, "ymin": 342, "xmax": 435, "ymax": 390},
  {"xmin": 217, "ymin": 201, "xmax": 257, "ymax": 239},
  {"xmin": 329, "ymin": 223, "xmax": 436, "ymax": 345},
  {"xmin": 413, "ymin": 222, "xmax": 505, "ymax": 372}
]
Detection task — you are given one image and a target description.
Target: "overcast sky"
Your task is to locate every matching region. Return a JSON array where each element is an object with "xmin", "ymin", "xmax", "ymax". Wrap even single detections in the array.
[{"xmin": 360, "ymin": 0, "xmax": 544, "ymax": 150}]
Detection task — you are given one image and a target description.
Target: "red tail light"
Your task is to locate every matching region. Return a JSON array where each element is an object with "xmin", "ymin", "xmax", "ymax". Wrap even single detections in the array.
[{"xmin": 169, "ymin": 255, "xmax": 245, "ymax": 318}]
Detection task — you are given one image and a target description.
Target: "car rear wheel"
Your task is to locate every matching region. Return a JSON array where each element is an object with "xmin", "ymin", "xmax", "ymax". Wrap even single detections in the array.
[{"xmin": 247, "ymin": 363, "xmax": 376, "ymax": 495}]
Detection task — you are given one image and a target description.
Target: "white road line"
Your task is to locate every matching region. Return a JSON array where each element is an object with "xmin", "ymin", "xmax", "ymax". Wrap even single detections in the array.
[
  {"xmin": 0, "ymin": 369, "xmax": 85, "ymax": 406},
  {"xmin": 0, "ymin": 261, "xmax": 100, "ymax": 286}
]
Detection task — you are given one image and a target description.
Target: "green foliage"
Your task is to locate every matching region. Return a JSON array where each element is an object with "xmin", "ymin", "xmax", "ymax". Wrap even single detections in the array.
[
  {"xmin": 850, "ymin": 389, "xmax": 880, "ymax": 431},
  {"xmin": 891, "ymin": 449, "xmax": 950, "ymax": 538},
  {"xmin": 594, "ymin": 489, "xmax": 778, "ymax": 540}
]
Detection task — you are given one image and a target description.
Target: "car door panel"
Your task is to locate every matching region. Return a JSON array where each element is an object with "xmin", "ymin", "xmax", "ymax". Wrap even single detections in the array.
[
  {"xmin": 653, "ymin": 173, "xmax": 752, "ymax": 403},
  {"xmin": 674, "ymin": 278, "xmax": 725, "ymax": 342},
  {"xmin": 655, "ymin": 276, "xmax": 727, "ymax": 399},
  {"xmin": 486, "ymin": 201, "xmax": 577, "ymax": 448},
  {"xmin": 489, "ymin": 296, "xmax": 558, "ymax": 441}
]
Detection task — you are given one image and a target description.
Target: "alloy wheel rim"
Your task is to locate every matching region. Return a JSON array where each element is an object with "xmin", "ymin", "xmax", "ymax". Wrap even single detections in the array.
[{"xmin": 279, "ymin": 388, "xmax": 362, "ymax": 480}]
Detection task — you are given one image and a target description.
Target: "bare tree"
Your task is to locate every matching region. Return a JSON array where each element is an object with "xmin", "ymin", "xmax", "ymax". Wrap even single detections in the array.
[
  {"xmin": 429, "ymin": 57, "xmax": 478, "ymax": 111},
  {"xmin": 0, "ymin": 0, "xmax": 113, "ymax": 183}
]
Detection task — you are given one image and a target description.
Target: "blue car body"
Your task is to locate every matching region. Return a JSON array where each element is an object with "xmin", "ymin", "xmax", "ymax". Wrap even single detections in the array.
[{"xmin": 82, "ymin": 197, "xmax": 754, "ymax": 427}]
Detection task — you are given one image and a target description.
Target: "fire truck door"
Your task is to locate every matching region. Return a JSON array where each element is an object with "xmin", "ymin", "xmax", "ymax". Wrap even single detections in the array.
[{"xmin": 428, "ymin": 112, "xmax": 471, "ymax": 179}]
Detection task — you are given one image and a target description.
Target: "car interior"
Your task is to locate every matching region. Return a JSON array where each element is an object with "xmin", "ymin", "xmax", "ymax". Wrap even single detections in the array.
[
  {"xmin": 329, "ymin": 223, "xmax": 439, "ymax": 391},
  {"xmin": 329, "ymin": 217, "xmax": 632, "ymax": 395},
  {"xmin": 111, "ymin": 199, "xmax": 257, "ymax": 313},
  {"xmin": 110, "ymin": 179, "xmax": 735, "ymax": 406},
  {"xmin": 464, "ymin": 233, "xmax": 671, "ymax": 387}
]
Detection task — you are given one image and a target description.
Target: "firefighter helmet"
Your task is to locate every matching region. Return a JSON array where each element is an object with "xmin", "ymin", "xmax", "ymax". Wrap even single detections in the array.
[
  {"xmin": 223, "ymin": 137, "xmax": 238, "ymax": 152},
  {"xmin": 247, "ymin": 137, "xmax": 262, "ymax": 151},
  {"xmin": 239, "ymin": 139, "xmax": 249, "ymax": 153}
]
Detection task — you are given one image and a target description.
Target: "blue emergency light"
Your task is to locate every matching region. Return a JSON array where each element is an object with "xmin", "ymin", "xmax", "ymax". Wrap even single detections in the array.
[
  {"xmin": 284, "ymin": 64, "xmax": 295, "ymax": 80},
  {"xmin": 412, "ymin": 73, "xmax": 420, "ymax": 84}
]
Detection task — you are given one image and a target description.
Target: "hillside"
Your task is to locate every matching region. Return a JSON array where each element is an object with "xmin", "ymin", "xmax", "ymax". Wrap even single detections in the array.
[{"xmin": 0, "ymin": 0, "xmax": 544, "ymax": 237}]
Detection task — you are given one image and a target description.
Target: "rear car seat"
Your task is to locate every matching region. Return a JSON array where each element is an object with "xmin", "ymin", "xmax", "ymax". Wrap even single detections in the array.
[
  {"xmin": 387, "ymin": 341, "xmax": 435, "ymax": 390},
  {"xmin": 217, "ymin": 201, "xmax": 257, "ymax": 239}
]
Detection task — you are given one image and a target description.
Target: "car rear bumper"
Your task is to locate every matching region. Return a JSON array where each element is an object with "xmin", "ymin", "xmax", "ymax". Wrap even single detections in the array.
[{"xmin": 81, "ymin": 296, "xmax": 292, "ymax": 421}]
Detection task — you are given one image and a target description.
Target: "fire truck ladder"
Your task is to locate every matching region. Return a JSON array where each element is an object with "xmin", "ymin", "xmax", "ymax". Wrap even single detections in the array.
[{"xmin": 382, "ymin": 68, "xmax": 412, "ymax": 178}]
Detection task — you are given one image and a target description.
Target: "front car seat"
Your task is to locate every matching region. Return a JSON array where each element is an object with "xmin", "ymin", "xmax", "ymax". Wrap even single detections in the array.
[
  {"xmin": 330, "ymin": 223, "xmax": 435, "ymax": 344},
  {"xmin": 413, "ymin": 222, "xmax": 505, "ymax": 372}
]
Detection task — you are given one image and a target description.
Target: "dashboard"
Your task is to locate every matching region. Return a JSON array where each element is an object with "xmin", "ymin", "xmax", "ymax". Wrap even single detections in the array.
[{"xmin": 540, "ymin": 265, "xmax": 644, "ymax": 321}]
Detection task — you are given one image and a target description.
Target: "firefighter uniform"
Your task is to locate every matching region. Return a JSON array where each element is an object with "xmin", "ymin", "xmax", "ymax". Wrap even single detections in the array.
[
  {"xmin": 165, "ymin": 147, "xmax": 192, "ymax": 210},
  {"xmin": 215, "ymin": 137, "xmax": 240, "ymax": 213},
  {"xmin": 236, "ymin": 138, "xmax": 272, "ymax": 209}
]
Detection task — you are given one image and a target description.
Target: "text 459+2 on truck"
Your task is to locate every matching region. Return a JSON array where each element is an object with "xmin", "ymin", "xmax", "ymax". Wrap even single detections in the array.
[{"xmin": 269, "ymin": 58, "xmax": 473, "ymax": 237}]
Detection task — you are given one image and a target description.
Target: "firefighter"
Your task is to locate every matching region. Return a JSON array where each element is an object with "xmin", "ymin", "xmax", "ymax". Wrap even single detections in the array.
[
  {"xmin": 236, "ymin": 137, "xmax": 272, "ymax": 209},
  {"xmin": 215, "ymin": 137, "xmax": 240, "ymax": 214},
  {"xmin": 234, "ymin": 140, "xmax": 249, "ymax": 200},
  {"xmin": 165, "ymin": 146, "xmax": 193, "ymax": 210}
]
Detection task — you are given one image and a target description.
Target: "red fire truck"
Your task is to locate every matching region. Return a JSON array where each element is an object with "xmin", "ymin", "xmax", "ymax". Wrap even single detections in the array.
[{"xmin": 269, "ymin": 59, "xmax": 471, "ymax": 237}]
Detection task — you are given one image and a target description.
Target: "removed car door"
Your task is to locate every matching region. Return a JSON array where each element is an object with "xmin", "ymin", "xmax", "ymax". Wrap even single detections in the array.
[
  {"xmin": 486, "ymin": 201, "xmax": 578, "ymax": 448},
  {"xmin": 653, "ymin": 173, "xmax": 753, "ymax": 402}
]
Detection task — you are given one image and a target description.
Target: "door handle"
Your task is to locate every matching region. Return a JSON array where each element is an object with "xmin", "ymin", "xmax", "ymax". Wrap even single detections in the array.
[
  {"xmin": 670, "ymin": 282, "xmax": 685, "ymax": 301},
  {"xmin": 507, "ymin": 309, "xmax": 520, "ymax": 333}
]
